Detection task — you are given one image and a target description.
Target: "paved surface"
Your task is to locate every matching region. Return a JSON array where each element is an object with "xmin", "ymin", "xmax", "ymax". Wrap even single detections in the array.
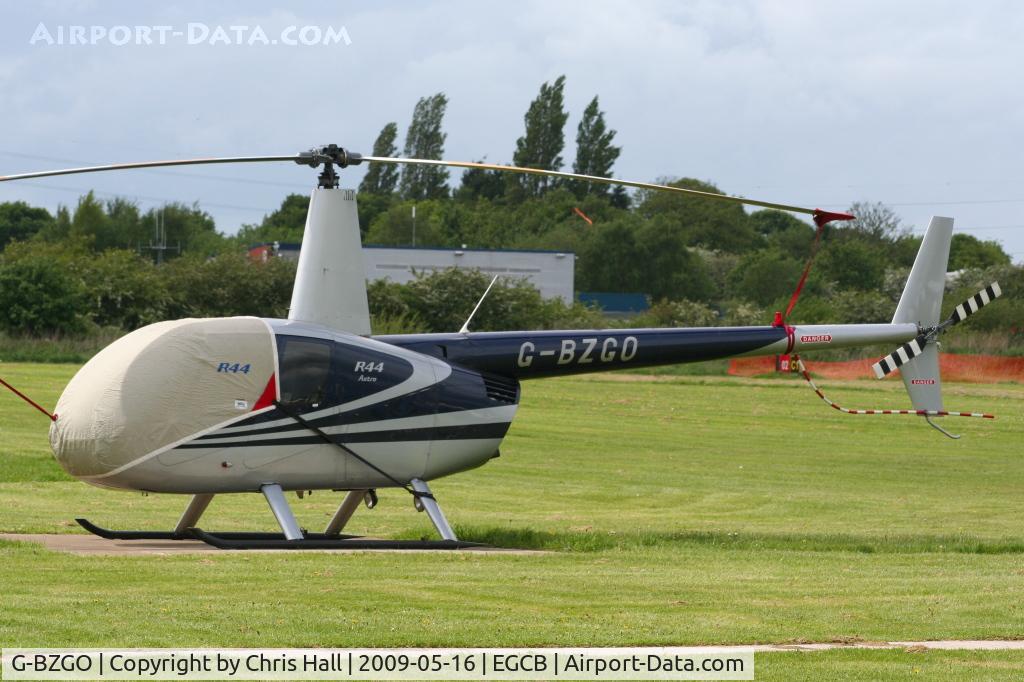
[
  {"xmin": 750, "ymin": 641, "xmax": 1024, "ymax": 652},
  {"xmin": 0, "ymin": 533, "xmax": 548, "ymax": 556}
]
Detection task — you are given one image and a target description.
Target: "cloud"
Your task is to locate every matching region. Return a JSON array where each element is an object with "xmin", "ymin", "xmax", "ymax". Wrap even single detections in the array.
[{"xmin": 0, "ymin": 0, "xmax": 1022, "ymax": 258}]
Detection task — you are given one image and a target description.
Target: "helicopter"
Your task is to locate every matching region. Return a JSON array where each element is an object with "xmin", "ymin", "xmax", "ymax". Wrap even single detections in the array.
[{"xmin": 0, "ymin": 145, "xmax": 1002, "ymax": 549}]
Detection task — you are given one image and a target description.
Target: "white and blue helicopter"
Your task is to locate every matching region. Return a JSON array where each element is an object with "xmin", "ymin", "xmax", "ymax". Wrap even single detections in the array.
[{"xmin": 0, "ymin": 146, "xmax": 1002, "ymax": 548}]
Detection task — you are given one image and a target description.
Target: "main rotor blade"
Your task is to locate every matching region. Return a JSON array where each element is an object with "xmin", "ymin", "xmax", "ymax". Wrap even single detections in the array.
[
  {"xmin": 362, "ymin": 155, "xmax": 833, "ymax": 218},
  {"xmin": 1, "ymin": 145, "xmax": 854, "ymax": 223},
  {"xmin": 0, "ymin": 155, "xmax": 301, "ymax": 183}
]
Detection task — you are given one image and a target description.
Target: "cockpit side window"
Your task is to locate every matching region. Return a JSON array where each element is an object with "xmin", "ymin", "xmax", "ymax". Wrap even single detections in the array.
[{"xmin": 277, "ymin": 336, "xmax": 331, "ymax": 409}]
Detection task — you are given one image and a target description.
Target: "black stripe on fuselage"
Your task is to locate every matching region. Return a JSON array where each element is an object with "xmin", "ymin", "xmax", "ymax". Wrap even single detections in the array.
[
  {"xmin": 198, "ymin": 367, "xmax": 504, "ymax": 441},
  {"xmin": 177, "ymin": 421, "xmax": 511, "ymax": 450}
]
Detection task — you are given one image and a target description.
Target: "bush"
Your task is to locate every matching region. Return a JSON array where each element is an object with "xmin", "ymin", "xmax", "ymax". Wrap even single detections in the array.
[
  {"xmin": 162, "ymin": 253, "xmax": 296, "ymax": 319},
  {"xmin": 78, "ymin": 249, "xmax": 169, "ymax": 329},
  {"xmin": 368, "ymin": 268, "xmax": 606, "ymax": 334},
  {"xmin": 405, "ymin": 268, "xmax": 556, "ymax": 332},
  {"xmin": 631, "ymin": 299, "xmax": 719, "ymax": 328},
  {"xmin": 0, "ymin": 258, "xmax": 86, "ymax": 336}
]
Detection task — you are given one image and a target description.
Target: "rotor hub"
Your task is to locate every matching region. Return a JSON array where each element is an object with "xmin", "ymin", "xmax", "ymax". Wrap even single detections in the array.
[{"xmin": 295, "ymin": 144, "xmax": 364, "ymax": 188}]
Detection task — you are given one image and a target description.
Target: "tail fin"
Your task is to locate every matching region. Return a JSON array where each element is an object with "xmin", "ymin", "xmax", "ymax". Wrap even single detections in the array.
[{"xmin": 889, "ymin": 217, "xmax": 954, "ymax": 412}]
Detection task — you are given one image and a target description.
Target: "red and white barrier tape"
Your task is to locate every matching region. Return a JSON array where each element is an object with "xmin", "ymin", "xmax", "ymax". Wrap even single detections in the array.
[{"xmin": 793, "ymin": 356, "xmax": 994, "ymax": 419}]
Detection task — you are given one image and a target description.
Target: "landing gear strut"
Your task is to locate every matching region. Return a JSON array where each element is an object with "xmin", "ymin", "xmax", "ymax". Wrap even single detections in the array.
[{"xmin": 76, "ymin": 482, "xmax": 481, "ymax": 550}]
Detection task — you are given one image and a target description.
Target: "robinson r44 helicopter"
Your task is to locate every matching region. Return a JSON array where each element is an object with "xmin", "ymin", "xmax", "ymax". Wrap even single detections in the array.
[{"xmin": 0, "ymin": 145, "xmax": 1003, "ymax": 548}]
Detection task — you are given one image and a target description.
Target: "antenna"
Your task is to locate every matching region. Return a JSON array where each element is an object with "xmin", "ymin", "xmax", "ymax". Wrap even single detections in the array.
[
  {"xmin": 139, "ymin": 207, "xmax": 180, "ymax": 264},
  {"xmin": 459, "ymin": 274, "xmax": 501, "ymax": 334}
]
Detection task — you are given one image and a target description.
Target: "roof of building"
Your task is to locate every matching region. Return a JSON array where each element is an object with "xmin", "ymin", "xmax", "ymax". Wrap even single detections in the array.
[{"xmin": 249, "ymin": 242, "xmax": 574, "ymax": 256}]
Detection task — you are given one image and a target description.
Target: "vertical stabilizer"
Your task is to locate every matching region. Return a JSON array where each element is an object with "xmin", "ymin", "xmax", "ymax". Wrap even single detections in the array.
[
  {"xmin": 288, "ymin": 187, "xmax": 371, "ymax": 335},
  {"xmin": 892, "ymin": 216, "xmax": 954, "ymax": 327},
  {"xmin": 890, "ymin": 216, "xmax": 954, "ymax": 412}
]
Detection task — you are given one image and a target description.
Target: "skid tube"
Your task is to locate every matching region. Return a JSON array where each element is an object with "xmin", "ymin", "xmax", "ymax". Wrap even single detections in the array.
[
  {"xmin": 75, "ymin": 518, "xmax": 358, "ymax": 542},
  {"xmin": 75, "ymin": 518, "xmax": 487, "ymax": 550},
  {"xmin": 190, "ymin": 528, "xmax": 485, "ymax": 550}
]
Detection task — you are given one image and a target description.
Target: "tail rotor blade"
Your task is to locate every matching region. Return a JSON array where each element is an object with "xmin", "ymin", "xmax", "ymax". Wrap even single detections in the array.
[
  {"xmin": 872, "ymin": 335, "xmax": 928, "ymax": 379},
  {"xmin": 948, "ymin": 282, "xmax": 1002, "ymax": 326}
]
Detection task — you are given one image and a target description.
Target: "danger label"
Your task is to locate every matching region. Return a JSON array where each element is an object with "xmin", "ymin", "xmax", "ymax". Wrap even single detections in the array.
[
  {"xmin": 911, "ymin": 379, "xmax": 937, "ymax": 385},
  {"xmin": 800, "ymin": 334, "xmax": 833, "ymax": 343}
]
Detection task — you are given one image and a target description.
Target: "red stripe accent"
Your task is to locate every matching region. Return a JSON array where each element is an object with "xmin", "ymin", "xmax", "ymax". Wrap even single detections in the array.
[{"xmin": 253, "ymin": 374, "xmax": 277, "ymax": 411}]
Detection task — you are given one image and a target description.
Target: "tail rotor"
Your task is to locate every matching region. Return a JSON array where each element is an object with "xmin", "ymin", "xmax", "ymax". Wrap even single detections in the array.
[{"xmin": 871, "ymin": 282, "xmax": 1002, "ymax": 380}]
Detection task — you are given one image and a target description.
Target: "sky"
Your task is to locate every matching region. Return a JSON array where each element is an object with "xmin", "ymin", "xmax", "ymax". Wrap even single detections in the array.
[{"xmin": 1, "ymin": 0, "xmax": 1022, "ymax": 262}]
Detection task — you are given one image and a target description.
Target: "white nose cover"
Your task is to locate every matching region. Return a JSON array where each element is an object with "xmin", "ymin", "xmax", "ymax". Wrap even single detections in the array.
[{"xmin": 49, "ymin": 317, "xmax": 276, "ymax": 478}]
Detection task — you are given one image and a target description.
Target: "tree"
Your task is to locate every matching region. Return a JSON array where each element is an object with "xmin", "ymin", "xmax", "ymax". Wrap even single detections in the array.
[
  {"xmin": 510, "ymin": 75, "xmax": 569, "ymax": 197},
  {"xmin": 576, "ymin": 214, "xmax": 713, "ymax": 300},
  {"xmin": 235, "ymin": 194, "xmax": 310, "ymax": 246},
  {"xmin": 0, "ymin": 202, "xmax": 53, "ymax": 251},
  {"xmin": 750, "ymin": 209, "xmax": 816, "ymax": 255},
  {"xmin": 727, "ymin": 249, "xmax": 804, "ymax": 306},
  {"xmin": 571, "ymin": 96, "xmax": 626, "ymax": 206},
  {"xmin": 68, "ymin": 191, "xmax": 108, "ymax": 248},
  {"xmin": 636, "ymin": 217, "xmax": 714, "ymax": 301},
  {"xmin": 576, "ymin": 217, "xmax": 646, "ymax": 294},
  {"xmin": 359, "ymin": 122, "xmax": 400, "ymax": 195},
  {"xmin": 399, "ymin": 94, "xmax": 450, "ymax": 200},
  {"xmin": 948, "ymin": 233, "xmax": 1011, "ymax": 270},
  {"xmin": 819, "ymin": 238, "xmax": 885, "ymax": 291},
  {"xmin": 637, "ymin": 178, "xmax": 759, "ymax": 253},
  {"xmin": 139, "ymin": 203, "xmax": 223, "ymax": 259},
  {"xmin": 37, "ymin": 205, "xmax": 71, "ymax": 242},
  {"xmin": 365, "ymin": 200, "xmax": 443, "ymax": 246},
  {"xmin": 103, "ymin": 198, "xmax": 145, "ymax": 250},
  {"xmin": 845, "ymin": 201, "xmax": 906, "ymax": 242},
  {"xmin": 455, "ymin": 163, "xmax": 505, "ymax": 201}
]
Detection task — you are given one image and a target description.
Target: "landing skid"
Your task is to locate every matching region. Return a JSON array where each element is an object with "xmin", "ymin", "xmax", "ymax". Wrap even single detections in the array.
[
  {"xmin": 75, "ymin": 479, "xmax": 483, "ymax": 550},
  {"xmin": 75, "ymin": 519, "xmax": 483, "ymax": 550},
  {"xmin": 75, "ymin": 518, "xmax": 358, "ymax": 542},
  {"xmin": 190, "ymin": 528, "xmax": 483, "ymax": 550}
]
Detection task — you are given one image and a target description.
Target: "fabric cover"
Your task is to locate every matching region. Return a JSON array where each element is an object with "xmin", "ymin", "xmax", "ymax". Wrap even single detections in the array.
[{"xmin": 50, "ymin": 317, "xmax": 275, "ymax": 478}]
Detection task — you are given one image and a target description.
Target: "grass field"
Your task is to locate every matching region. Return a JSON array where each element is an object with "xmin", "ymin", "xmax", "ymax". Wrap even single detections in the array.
[{"xmin": 2, "ymin": 361, "xmax": 1024, "ymax": 679}]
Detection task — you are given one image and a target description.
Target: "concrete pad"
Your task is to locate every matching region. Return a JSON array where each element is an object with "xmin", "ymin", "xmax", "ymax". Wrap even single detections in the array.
[
  {"xmin": 0, "ymin": 533, "xmax": 549, "ymax": 556},
  {"xmin": 752, "ymin": 640, "xmax": 1024, "ymax": 652}
]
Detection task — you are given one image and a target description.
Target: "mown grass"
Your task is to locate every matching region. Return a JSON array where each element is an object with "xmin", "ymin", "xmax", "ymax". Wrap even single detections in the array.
[
  {"xmin": 756, "ymin": 650, "xmax": 1024, "ymax": 681},
  {"xmin": 1, "ymin": 362, "xmax": 1024, "ymax": 677},
  {"xmin": 0, "ymin": 330, "xmax": 121, "ymax": 364}
]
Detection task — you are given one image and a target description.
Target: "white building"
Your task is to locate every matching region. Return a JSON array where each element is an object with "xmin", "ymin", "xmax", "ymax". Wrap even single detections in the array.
[{"xmin": 256, "ymin": 243, "xmax": 575, "ymax": 303}]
